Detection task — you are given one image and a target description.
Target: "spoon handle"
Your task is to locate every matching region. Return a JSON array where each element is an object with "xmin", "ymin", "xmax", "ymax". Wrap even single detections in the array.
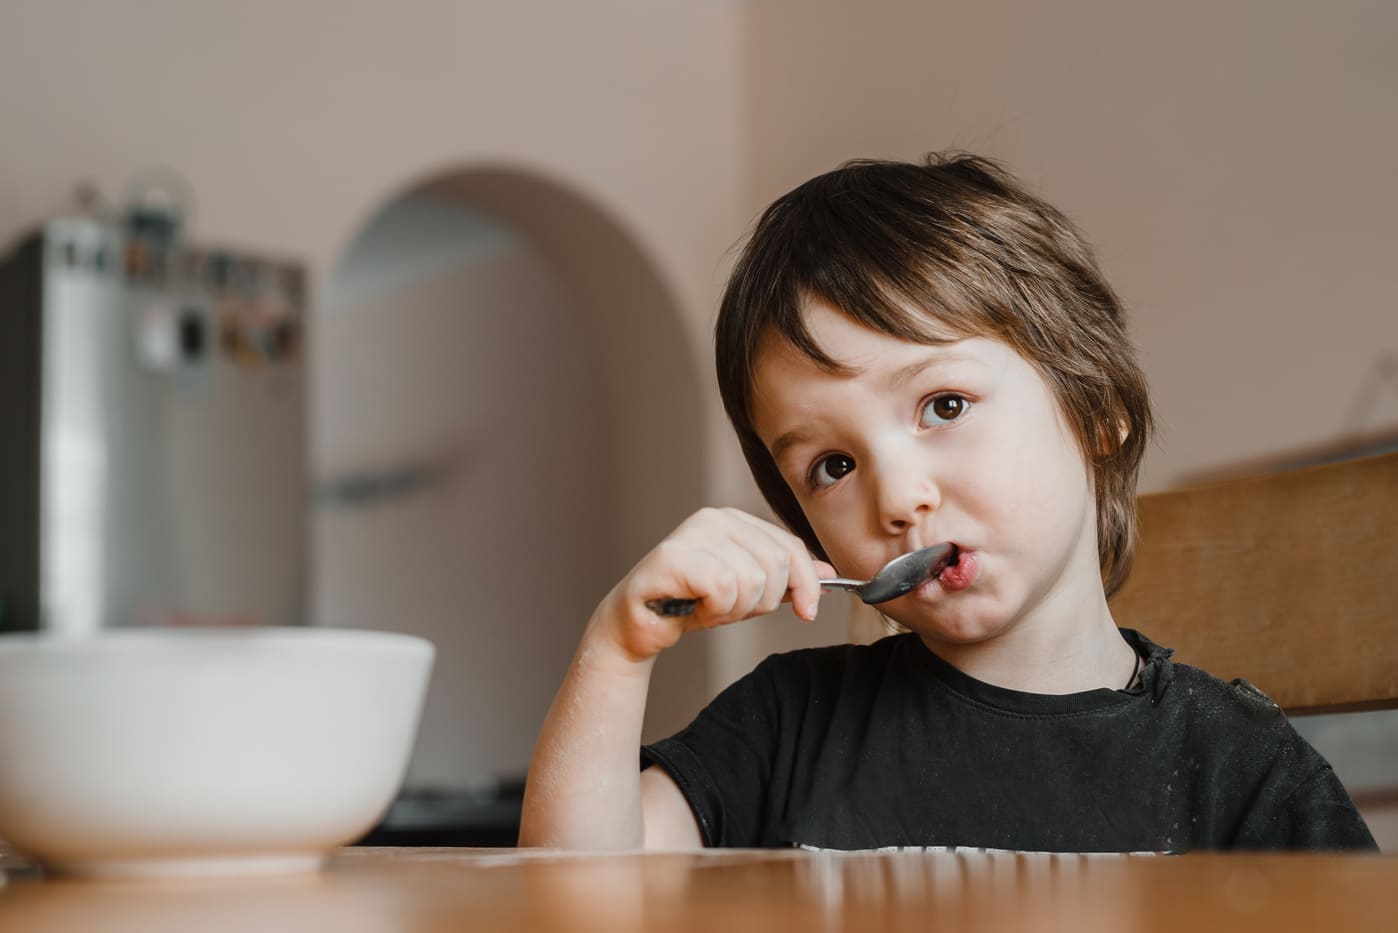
[
  {"xmin": 645, "ymin": 579, "xmax": 865, "ymax": 618},
  {"xmin": 643, "ymin": 598, "xmax": 702, "ymax": 617}
]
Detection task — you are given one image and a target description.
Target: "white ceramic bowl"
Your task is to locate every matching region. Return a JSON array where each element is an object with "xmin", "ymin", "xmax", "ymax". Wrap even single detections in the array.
[{"xmin": 0, "ymin": 626, "xmax": 434, "ymax": 880}]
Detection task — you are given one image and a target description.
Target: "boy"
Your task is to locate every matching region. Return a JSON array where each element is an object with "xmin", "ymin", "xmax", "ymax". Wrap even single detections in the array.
[{"xmin": 519, "ymin": 153, "xmax": 1376, "ymax": 852}]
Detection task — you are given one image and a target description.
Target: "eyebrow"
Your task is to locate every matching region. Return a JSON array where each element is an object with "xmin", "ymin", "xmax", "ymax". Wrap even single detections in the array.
[
  {"xmin": 768, "ymin": 429, "xmax": 813, "ymax": 464},
  {"xmin": 887, "ymin": 349, "xmax": 977, "ymax": 388},
  {"xmin": 765, "ymin": 348, "xmax": 978, "ymax": 464}
]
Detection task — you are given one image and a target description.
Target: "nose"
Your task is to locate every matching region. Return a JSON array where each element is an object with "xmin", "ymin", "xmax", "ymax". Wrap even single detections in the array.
[{"xmin": 870, "ymin": 455, "xmax": 940, "ymax": 537}]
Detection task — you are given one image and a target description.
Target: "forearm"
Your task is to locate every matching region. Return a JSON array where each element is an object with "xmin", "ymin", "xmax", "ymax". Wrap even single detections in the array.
[
  {"xmin": 518, "ymin": 508, "xmax": 827, "ymax": 848},
  {"xmin": 518, "ymin": 616, "xmax": 656, "ymax": 849}
]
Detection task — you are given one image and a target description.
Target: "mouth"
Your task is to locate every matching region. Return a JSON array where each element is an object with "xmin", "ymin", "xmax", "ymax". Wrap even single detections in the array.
[
  {"xmin": 923, "ymin": 546, "xmax": 977, "ymax": 593},
  {"xmin": 932, "ymin": 543, "xmax": 960, "ymax": 579}
]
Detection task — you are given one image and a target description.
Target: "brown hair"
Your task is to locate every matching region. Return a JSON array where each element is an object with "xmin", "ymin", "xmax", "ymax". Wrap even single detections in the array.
[{"xmin": 715, "ymin": 152, "xmax": 1153, "ymax": 596}]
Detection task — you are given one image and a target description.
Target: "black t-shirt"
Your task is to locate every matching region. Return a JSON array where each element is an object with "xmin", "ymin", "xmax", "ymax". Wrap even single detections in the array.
[{"xmin": 641, "ymin": 629, "xmax": 1377, "ymax": 852}]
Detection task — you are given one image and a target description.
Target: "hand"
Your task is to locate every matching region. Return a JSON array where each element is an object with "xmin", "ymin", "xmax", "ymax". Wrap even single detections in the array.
[{"xmin": 591, "ymin": 507, "xmax": 835, "ymax": 663}]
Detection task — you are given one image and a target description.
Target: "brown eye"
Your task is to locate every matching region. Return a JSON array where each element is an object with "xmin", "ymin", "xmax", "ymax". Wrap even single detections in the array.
[
  {"xmin": 810, "ymin": 454, "xmax": 855, "ymax": 488},
  {"xmin": 920, "ymin": 394, "xmax": 970, "ymax": 426}
]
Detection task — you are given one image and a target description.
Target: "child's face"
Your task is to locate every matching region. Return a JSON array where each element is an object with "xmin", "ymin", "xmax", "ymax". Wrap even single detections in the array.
[{"xmin": 749, "ymin": 298, "xmax": 1105, "ymax": 644}]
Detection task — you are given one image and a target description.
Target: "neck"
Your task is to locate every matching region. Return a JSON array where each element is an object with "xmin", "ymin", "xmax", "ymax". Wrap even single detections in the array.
[{"xmin": 920, "ymin": 585, "xmax": 1136, "ymax": 695}]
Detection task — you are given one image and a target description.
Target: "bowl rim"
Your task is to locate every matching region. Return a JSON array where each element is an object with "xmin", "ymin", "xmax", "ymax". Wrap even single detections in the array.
[{"xmin": 0, "ymin": 625, "xmax": 435, "ymax": 659}]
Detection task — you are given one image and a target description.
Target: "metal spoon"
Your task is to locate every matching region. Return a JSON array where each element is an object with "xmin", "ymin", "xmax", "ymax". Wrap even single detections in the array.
[{"xmin": 644, "ymin": 542, "xmax": 959, "ymax": 617}]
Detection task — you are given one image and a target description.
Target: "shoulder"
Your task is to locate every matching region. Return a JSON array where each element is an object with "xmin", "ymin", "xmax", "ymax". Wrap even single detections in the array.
[
  {"xmin": 1158, "ymin": 659, "xmax": 1304, "ymax": 750},
  {"xmin": 1166, "ymin": 660, "xmax": 1285, "ymax": 719},
  {"xmin": 1147, "ymin": 652, "xmax": 1367, "ymax": 836},
  {"xmin": 1122, "ymin": 629, "xmax": 1286, "ymax": 724},
  {"xmin": 1152, "ymin": 654, "xmax": 1335, "ymax": 792}
]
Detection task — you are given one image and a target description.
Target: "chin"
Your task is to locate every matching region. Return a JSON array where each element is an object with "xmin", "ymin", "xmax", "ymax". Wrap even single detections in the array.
[{"xmin": 891, "ymin": 605, "xmax": 1010, "ymax": 646}]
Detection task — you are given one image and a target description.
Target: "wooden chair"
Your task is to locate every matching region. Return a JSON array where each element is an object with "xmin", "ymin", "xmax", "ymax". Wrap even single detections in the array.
[{"xmin": 1109, "ymin": 450, "xmax": 1398, "ymax": 716}]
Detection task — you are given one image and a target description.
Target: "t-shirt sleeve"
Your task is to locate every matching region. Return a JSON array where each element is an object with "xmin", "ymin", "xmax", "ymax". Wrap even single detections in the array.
[
  {"xmin": 1233, "ymin": 761, "xmax": 1378, "ymax": 851},
  {"xmin": 640, "ymin": 655, "xmax": 788, "ymax": 847},
  {"xmin": 1201, "ymin": 677, "xmax": 1378, "ymax": 851}
]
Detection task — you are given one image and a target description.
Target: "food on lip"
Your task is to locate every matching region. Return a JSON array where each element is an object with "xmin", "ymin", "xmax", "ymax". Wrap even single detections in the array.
[{"xmin": 937, "ymin": 549, "xmax": 978, "ymax": 591}]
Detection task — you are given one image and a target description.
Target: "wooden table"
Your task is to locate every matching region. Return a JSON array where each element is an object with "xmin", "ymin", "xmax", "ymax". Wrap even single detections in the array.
[{"xmin": 1, "ymin": 846, "xmax": 1394, "ymax": 932}]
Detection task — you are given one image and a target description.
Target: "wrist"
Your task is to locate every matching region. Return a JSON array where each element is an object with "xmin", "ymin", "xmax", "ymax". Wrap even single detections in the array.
[{"xmin": 579, "ymin": 594, "xmax": 664, "ymax": 675}]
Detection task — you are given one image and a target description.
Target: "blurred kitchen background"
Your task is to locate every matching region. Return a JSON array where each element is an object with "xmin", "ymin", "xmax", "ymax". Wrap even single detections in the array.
[{"xmin": 0, "ymin": 0, "xmax": 1394, "ymax": 847}]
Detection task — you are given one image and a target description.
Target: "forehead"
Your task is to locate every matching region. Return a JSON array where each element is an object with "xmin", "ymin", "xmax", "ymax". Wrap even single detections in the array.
[
  {"xmin": 752, "ymin": 297, "xmax": 983, "ymax": 387},
  {"xmin": 749, "ymin": 305, "xmax": 1017, "ymax": 439}
]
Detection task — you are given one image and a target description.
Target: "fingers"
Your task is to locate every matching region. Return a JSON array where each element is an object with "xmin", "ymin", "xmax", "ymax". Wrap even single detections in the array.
[
  {"xmin": 685, "ymin": 541, "xmax": 774, "ymax": 621},
  {"xmin": 726, "ymin": 511, "xmax": 837, "ymax": 622},
  {"xmin": 723, "ymin": 510, "xmax": 814, "ymax": 620},
  {"xmin": 599, "ymin": 508, "xmax": 830, "ymax": 662},
  {"xmin": 637, "ymin": 508, "xmax": 823, "ymax": 628}
]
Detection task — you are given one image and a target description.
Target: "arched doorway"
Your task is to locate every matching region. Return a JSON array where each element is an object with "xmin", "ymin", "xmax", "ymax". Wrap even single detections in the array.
[{"xmin": 313, "ymin": 166, "xmax": 706, "ymax": 805}]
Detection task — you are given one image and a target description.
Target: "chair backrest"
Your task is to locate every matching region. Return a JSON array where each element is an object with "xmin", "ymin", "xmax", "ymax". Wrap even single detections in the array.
[{"xmin": 1109, "ymin": 451, "xmax": 1398, "ymax": 715}]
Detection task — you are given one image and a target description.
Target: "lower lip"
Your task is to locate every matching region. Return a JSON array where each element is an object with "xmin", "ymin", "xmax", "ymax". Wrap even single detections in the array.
[{"xmin": 931, "ymin": 550, "xmax": 977, "ymax": 592}]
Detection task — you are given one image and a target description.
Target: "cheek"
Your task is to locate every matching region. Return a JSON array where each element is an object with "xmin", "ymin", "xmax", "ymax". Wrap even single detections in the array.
[
  {"xmin": 974, "ymin": 421, "xmax": 1093, "ymax": 527},
  {"xmin": 806, "ymin": 514, "xmax": 880, "ymax": 577}
]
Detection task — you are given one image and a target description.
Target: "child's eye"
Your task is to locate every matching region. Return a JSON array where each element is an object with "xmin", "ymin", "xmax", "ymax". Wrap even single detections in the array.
[
  {"xmin": 809, "ymin": 454, "xmax": 855, "ymax": 489},
  {"xmin": 919, "ymin": 394, "xmax": 971, "ymax": 427}
]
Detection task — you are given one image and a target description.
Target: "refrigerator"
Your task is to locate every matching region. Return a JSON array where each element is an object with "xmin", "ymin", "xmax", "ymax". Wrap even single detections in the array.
[{"xmin": 0, "ymin": 214, "xmax": 308, "ymax": 635}]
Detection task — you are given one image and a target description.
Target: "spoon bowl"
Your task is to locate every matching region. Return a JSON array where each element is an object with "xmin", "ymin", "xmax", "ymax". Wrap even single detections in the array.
[{"xmin": 824, "ymin": 542, "xmax": 960, "ymax": 604}]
